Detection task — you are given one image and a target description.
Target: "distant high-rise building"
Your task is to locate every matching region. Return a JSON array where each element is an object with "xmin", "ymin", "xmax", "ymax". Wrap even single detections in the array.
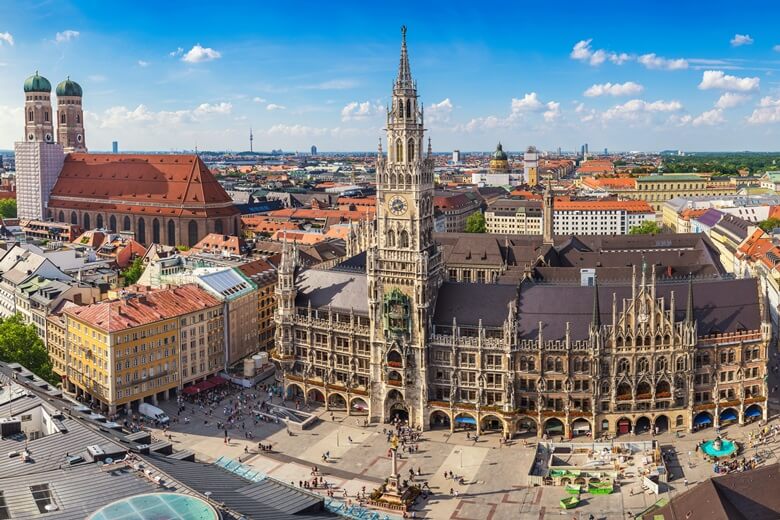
[
  {"xmin": 580, "ymin": 144, "xmax": 585, "ymax": 158},
  {"xmin": 584, "ymin": 143, "xmax": 589, "ymax": 155},
  {"xmin": 112, "ymin": 141, "xmax": 118, "ymax": 154},
  {"xmin": 249, "ymin": 128, "xmax": 254, "ymax": 153},
  {"xmin": 452, "ymin": 149, "xmax": 461, "ymax": 164},
  {"xmin": 311, "ymin": 145, "xmax": 317, "ymax": 156},
  {"xmin": 604, "ymin": 147, "xmax": 608, "ymax": 156},
  {"xmin": 557, "ymin": 147, "xmax": 561, "ymax": 157},
  {"xmin": 15, "ymin": 72, "xmax": 65, "ymax": 220}
]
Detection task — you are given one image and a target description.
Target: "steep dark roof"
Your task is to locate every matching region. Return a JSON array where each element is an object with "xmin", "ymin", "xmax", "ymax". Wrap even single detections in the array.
[
  {"xmin": 433, "ymin": 282, "xmax": 517, "ymax": 327},
  {"xmin": 295, "ymin": 268, "xmax": 369, "ymax": 314},
  {"xmin": 517, "ymin": 277, "xmax": 761, "ymax": 341},
  {"xmin": 643, "ymin": 463, "xmax": 780, "ymax": 520}
]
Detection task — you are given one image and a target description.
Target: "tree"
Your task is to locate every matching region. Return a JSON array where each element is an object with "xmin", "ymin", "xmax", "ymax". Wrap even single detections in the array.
[
  {"xmin": 629, "ymin": 220, "xmax": 662, "ymax": 235},
  {"xmin": 465, "ymin": 211, "xmax": 486, "ymax": 233},
  {"xmin": 0, "ymin": 314, "xmax": 55, "ymax": 384},
  {"xmin": 759, "ymin": 217, "xmax": 780, "ymax": 232},
  {"xmin": 121, "ymin": 257, "xmax": 144, "ymax": 286},
  {"xmin": 0, "ymin": 198, "xmax": 16, "ymax": 218}
]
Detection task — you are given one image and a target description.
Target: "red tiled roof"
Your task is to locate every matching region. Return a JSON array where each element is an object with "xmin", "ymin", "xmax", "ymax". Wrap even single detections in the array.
[
  {"xmin": 49, "ymin": 154, "xmax": 238, "ymax": 218},
  {"xmin": 65, "ymin": 284, "xmax": 221, "ymax": 332},
  {"xmin": 189, "ymin": 233, "xmax": 245, "ymax": 255}
]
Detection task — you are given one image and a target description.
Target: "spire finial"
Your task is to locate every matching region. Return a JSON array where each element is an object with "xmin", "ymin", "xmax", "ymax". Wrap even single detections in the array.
[
  {"xmin": 686, "ymin": 275, "xmax": 694, "ymax": 323},
  {"xmin": 396, "ymin": 25, "xmax": 412, "ymax": 88},
  {"xmin": 591, "ymin": 275, "xmax": 601, "ymax": 329},
  {"xmin": 427, "ymin": 137, "xmax": 432, "ymax": 156}
]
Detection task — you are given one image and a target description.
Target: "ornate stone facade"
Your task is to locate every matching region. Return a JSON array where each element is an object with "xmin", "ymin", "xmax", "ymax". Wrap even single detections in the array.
[{"xmin": 272, "ymin": 29, "xmax": 771, "ymax": 439}]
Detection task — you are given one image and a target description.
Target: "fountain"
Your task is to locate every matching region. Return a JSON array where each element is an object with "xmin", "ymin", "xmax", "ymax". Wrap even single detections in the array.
[{"xmin": 701, "ymin": 435, "xmax": 737, "ymax": 459}]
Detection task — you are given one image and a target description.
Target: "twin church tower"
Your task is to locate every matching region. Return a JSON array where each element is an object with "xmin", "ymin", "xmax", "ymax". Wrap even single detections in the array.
[{"xmin": 15, "ymin": 72, "xmax": 87, "ymax": 220}]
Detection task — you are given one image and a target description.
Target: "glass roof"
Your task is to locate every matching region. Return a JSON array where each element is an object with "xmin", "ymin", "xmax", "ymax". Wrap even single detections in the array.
[{"xmin": 88, "ymin": 493, "xmax": 220, "ymax": 520}]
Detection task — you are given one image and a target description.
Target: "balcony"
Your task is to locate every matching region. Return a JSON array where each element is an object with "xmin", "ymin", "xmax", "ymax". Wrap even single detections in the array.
[
  {"xmin": 387, "ymin": 379, "xmax": 402, "ymax": 387},
  {"xmin": 616, "ymin": 394, "xmax": 632, "ymax": 401}
]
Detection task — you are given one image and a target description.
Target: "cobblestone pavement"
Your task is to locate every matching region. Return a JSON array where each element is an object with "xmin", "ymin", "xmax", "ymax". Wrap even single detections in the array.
[{"xmin": 148, "ymin": 389, "xmax": 780, "ymax": 520}]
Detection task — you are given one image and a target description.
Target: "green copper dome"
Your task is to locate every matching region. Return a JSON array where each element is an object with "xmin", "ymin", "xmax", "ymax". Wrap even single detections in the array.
[
  {"xmin": 23, "ymin": 72, "xmax": 52, "ymax": 93},
  {"xmin": 56, "ymin": 77, "xmax": 83, "ymax": 97},
  {"xmin": 493, "ymin": 142, "xmax": 508, "ymax": 161}
]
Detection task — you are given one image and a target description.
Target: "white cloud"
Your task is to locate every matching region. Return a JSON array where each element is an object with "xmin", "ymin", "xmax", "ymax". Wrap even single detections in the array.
[
  {"xmin": 584, "ymin": 81, "xmax": 644, "ymax": 97},
  {"xmin": 570, "ymin": 39, "xmax": 632, "ymax": 66},
  {"xmin": 575, "ymin": 102, "xmax": 597, "ymax": 123},
  {"xmin": 181, "ymin": 44, "xmax": 221, "ymax": 63},
  {"xmin": 715, "ymin": 92, "xmax": 749, "ymax": 109},
  {"xmin": 637, "ymin": 53, "xmax": 688, "ymax": 70},
  {"xmin": 267, "ymin": 124, "xmax": 330, "ymax": 137},
  {"xmin": 88, "ymin": 74, "xmax": 107, "ymax": 82},
  {"xmin": 137, "ymin": 60, "xmax": 149, "ymax": 67},
  {"xmin": 169, "ymin": 47, "xmax": 184, "ymax": 57},
  {"xmin": 266, "ymin": 103, "xmax": 286, "ymax": 111},
  {"xmin": 774, "ymin": 45, "xmax": 780, "ymax": 53},
  {"xmin": 698, "ymin": 70, "xmax": 760, "ymax": 91},
  {"xmin": 91, "ymin": 102, "xmax": 233, "ymax": 129},
  {"xmin": 543, "ymin": 101, "xmax": 561, "ymax": 122},
  {"xmin": 747, "ymin": 96, "xmax": 780, "ymax": 124},
  {"xmin": 602, "ymin": 99, "xmax": 683, "ymax": 122},
  {"xmin": 511, "ymin": 92, "xmax": 544, "ymax": 112},
  {"xmin": 253, "ymin": 97, "xmax": 267, "ymax": 103},
  {"xmin": 427, "ymin": 98, "xmax": 453, "ymax": 124},
  {"xmin": 340, "ymin": 101, "xmax": 382, "ymax": 121},
  {"xmin": 55, "ymin": 30, "xmax": 79, "ymax": 43},
  {"xmin": 731, "ymin": 34, "xmax": 754, "ymax": 47},
  {"xmin": 691, "ymin": 108, "xmax": 725, "ymax": 126},
  {"xmin": 0, "ymin": 32, "xmax": 13, "ymax": 46}
]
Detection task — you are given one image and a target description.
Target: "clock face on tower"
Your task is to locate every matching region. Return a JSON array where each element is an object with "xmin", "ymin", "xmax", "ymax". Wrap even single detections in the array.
[{"xmin": 388, "ymin": 195, "xmax": 408, "ymax": 216}]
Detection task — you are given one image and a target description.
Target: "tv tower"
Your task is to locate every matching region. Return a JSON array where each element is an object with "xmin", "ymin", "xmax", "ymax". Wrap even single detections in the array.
[{"xmin": 249, "ymin": 127, "xmax": 254, "ymax": 153}]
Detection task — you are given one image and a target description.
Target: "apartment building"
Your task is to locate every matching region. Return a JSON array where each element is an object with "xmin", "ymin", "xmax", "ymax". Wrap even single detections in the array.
[
  {"xmin": 62, "ymin": 285, "xmax": 224, "ymax": 414},
  {"xmin": 553, "ymin": 200, "xmax": 655, "ymax": 235},
  {"xmin": 485, "ymin": 199, "xmax": 542, "ymax": 234}
]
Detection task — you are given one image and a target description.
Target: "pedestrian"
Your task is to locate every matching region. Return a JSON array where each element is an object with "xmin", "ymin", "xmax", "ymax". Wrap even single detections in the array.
[{"xmin": 684, "ymin": 478, "xmax": 688, "ymax": 487}]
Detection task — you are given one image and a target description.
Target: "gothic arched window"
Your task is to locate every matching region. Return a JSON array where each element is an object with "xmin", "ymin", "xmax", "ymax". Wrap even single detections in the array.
[
  {"xmin": 123, "ymin": 216, "xmax": 131, "ymax": 231},
  {"xmin": 76, "ymin": 114, "xmax": 80, "ymax": 123},
  {"xmin": 167, "ymin": 220, "xmax": 176, "ymax": 246},
  {"xmin": 152, "ymin": 218, "xmax": 160, "ymax": 244},
  {"xmin": 109, "ymin": 215, "xmax": 116, "ymax": 232},
  {"xmin": 188, "ymin": 220, "xmax": 199, "ymax": 247},
  {"xmin": 83, "ymin": 213, "xmax": 91, "ymax": 230},
  {"xmin": 398, "ymin": 99, "xmax": 404, "ymax": 117},
  {"xmin": 554, "ymin": 357, "xmax": 563, "ymax": 372},
  {"xmin": 395, "ymin": 139, "xmax": 403, "ymax": 163},
  {"xmin": 96, "ymin": 214, "xmax": 103, "ymax": 229},
  {"xmin": 637, "ymin": 357, "xmax": 649, "ymax": 373},
  {"xmin": 137, "ymin": 218, "xmax": 146, "ymax": 243},
  {"xmin": 408, "ymin": 138, "xmax": 415, "ymax": 161},
  {"xmin": 28, "ymin": 111, "xmax": 33, "ymax": 122},
  {"xmin": 528, "ymin": 357, "xmax": 535, "ymax": 371},
  {"xmin": 406, "ymin": 101, "xmax": 411, "ymax": 119},
  {"xmin": 387, "ymin": 230, "xmax": 395, "ymax": 247},
  {"xmin": 656, "ymin": 357, "xmax": 668, "ymax": 372},
  {"xmin": 399, "ymin": 230, "xmax": 409, "ymax": 248},
  {"xmin": 60, "ymin": 112, "xmax": 66, "ymax": 124},
  {"xmin": 546, "ymin": 357, "xmax": 554, "ymax": 372},
  {"xmin": 676, "ymin": 356, "xmax": 686, "ymax": 371},
  {"xmin": 58, "ymin": 211, "xmax": 64, "ymax": 222},
  {"xmin": 617, "ymin": 358, "xmax": 630, "ymax": 374},
  {"xmin": 71, "ymin": 211, "xmax": 77, "ymax": 225}
]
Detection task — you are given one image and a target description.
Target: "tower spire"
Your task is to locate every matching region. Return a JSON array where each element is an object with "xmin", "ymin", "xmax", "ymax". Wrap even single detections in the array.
[
  {"xmin": 591, "ymin": 275, "xmax": 601, "ymax": 329},
  {"xmin": 396, "ymin": 25, "xmax": 413, "ymax": 89},
  {"xmin": 686, "ymin": 276, "xmax": 694, "ymax": 323}
]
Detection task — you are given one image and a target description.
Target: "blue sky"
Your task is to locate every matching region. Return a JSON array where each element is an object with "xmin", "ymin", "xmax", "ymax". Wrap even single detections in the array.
[{"xmin": 4, "ymin": 0, "xmax": 780, "ymax": 152}]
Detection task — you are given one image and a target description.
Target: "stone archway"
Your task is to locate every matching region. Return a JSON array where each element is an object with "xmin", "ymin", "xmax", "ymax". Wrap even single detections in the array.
[
  {"xmin": 285, "ymin": 383, "xmax": 304, "ymax": 400},
  {"xmin": 544, "ymin": 417, "xmax": 565, "ymax": 437},
  {"xmin": 429, "ymin": 410, "xmax": 451, "ymax": 430},
  {"xmin": 350, "ymin": 397, "xmax": 368, "ymax": 415},
  {"xmin": 693, "ymin": 411, "xmax": 713, "ymax": 430},
  {"xmin": 636, "ymin": 416, "xmax": 652, "ymax": 434},
  {"xmin": 571, "ymin": 418, "xmax": 592, "ymax": 437},
  {"xmin": 654, "ymin": 415, "xmax": 669, "ymax": 433},
  {"xmin": 327, "ymin": 392, "xmax": 347, "ymax": 410},
  {"xmin": 307, "ymin": 387, "xmax": 325, "ymax": 404},
  {"xmin": 480, "ymin": 414, "xmax": 504, "ymax": 435},
  {"xmin": 454, "ymin": 412, "xmax": 477, "ymax": 431},
  {"xmin": 384, "ymin": 389, "xmax": 407, "ymax": 423},
  {"xmin": 616, "ymin": 417, "xmax": 632, "ymax": 435},
  {"xmin": 744, "ymin": 404, "xmax": 762, "ymax": 423},
  {"xmin": 516, "ymin": 416, "xmax": 537, "ymax": 437},
  {"xmin": 719, "ymin": 407, "xmax": 738, "ymax": 426}
]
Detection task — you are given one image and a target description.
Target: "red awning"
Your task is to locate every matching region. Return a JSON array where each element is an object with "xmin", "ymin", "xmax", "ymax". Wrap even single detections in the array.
[
  {"xmin": 209, "ymin": 375, "xmax": 227, "ymax": 386},
  {"xmin": 182, "ymin": 386, "xmax": 200, "ymax": 395},
  {"xmin": 198, "ymin": 380, "xmax": 216, "ymax": 391}
]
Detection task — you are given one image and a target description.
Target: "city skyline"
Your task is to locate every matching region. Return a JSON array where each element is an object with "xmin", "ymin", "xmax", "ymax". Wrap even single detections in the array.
[{"xmin": 4, "ymin": 1, "xmax": 780, "ymax": 152}]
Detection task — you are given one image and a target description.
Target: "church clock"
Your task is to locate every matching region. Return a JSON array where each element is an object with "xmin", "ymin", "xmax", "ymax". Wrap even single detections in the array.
[{"xmin": 388, "ymin": 195, "xmax": 408, "ymax": 216}]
